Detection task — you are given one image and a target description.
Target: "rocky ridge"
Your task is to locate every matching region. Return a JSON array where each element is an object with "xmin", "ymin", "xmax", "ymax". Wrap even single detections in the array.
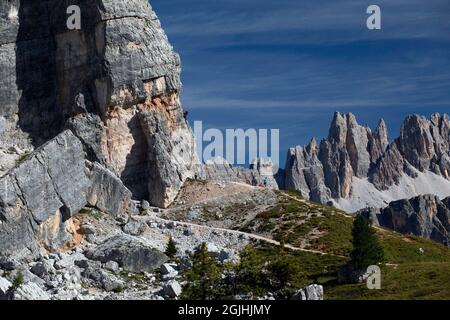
[
  {"xmin": 284, "ymin": 112, "xmax": 450, "ymax": 212},
  {"xmin": 359, "ymin": 194, "xmax": 450, "ymax": 246}
]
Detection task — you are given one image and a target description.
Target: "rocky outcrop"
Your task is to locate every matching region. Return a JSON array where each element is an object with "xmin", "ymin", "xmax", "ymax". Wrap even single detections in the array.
[
  {"xmin": 0, "ymin": 0, "xmax": 200, "ymax": 258},
  {"xmin": 0, "ymin": 130, "xmax": 89, "ymax": 258},
  {"xmin": 284, "ymin": 112, "xmax": 389, "ymax": 203},
  {"xmin": 359, "ymin": 194, "xmax": 450, "ymax": 245},
  {"xmin": 0, "ymin": 130, "xmax": 137, "ymax": 258},
  {"xmin": 140, "ymin": 109, "xmax": 196, "ymax": 208},
  {"xmin": 86, "ymin": 161, "xmax": 137, "ymax": 219},
  {"xmin": 285, "ymin": 139, "xmax": 330, "ymax": 203},
  {"xmin": 291, "ymin": 284, "xmax": 324, "ymax": 300},
  {"xmin": 194, "ymin": 158, "xmax": 279, "ymax": 189},
  {"xmin": 0, "ymin": 0, "xmax": 196, "ymax": 208},
  {"xmin": 85, "ymin": 234, "xmax": 168, "ymax": 272},
  {"xmin": 0, "ymin": 276, "xmax": 12, "ymax": 299},
  {"xmin": 284, "ymin": 112, "xmax": 450, "ymax": 211},
  {"xmin": 13, "ymin": 282, "xmax": 51, "ymax": 300}
]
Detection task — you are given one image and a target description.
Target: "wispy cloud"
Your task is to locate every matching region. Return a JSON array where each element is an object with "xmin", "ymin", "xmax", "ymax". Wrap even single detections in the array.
[
  {"xmin": 151, "ymin": 0, "xmax": 450, "ymax": 157},
  {"xmin": 154, "ymin": 0, "xmax": 450, "ymax": 45}
]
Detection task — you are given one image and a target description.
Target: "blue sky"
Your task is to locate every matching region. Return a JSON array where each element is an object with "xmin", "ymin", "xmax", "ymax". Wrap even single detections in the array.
[{"xmin": 150, "ymin": 0, "xmax": 450, "ymax": 167}]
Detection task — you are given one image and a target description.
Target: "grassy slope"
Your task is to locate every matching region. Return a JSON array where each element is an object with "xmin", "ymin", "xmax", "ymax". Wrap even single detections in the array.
[{"xmin": 242, "ymin": 190, "xmax": 450, "ymax": 300}]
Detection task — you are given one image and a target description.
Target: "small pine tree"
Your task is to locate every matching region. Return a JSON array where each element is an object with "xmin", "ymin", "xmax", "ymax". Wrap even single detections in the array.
[
  {"xmin": 181, "ymin": 242, "xmax": 222, "ymax": 300},
  {"xmin": 12, "ymin": 271, "xmax": 24, "ymax": 289},
  {"xmin": 165, "ymin": 237, "xmax": 178, "ymax": 259},
  {"xmin": 350, "ymin": 215, "xmax": 385, "ymax": 270}
]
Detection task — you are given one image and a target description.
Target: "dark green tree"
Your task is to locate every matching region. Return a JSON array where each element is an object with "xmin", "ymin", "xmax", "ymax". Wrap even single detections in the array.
[
  {"xmin": 268, "ymin": 254, "xmax": 306, "ymax": 292},
  {"xmin": 181, "ymin": 242, "xmax": 222, "ymax": 300},
  {"xmin": 234, "ymin": 246, "xmax": 269, "ymax": 296},
  {"xmin": 350, "ymin": 215, "xmax": 385, "ymax": 270},
  {"xmin": 165, "ymin": 237, "xmax": 178, "ymax": 259}
]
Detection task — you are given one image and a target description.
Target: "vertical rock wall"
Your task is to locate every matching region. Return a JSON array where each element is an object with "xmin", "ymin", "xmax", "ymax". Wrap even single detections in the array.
[{"xmin": 0, "ymin": 0, "xmax": 197, "ymax": 207}]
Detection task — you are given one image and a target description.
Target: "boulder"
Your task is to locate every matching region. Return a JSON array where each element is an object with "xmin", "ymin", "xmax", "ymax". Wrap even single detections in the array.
[
  {"xmin": 0, "ymin": 256, "xmax": 18, "ymax": 271},
  {"xmin": 79, "ymin": 223, "xmax": 96, "ymax": 235},
  {"xmin": 104, "ymin": 261, "xmax": 120, "ymax": 273},
  {"xmin": 0, "ymin": 130, "xmax": 89, "ymax": 257},
  {"xmin": 123, "ymin": 218, "xmax": 147, "ymax": 236},
  {"xmin": 160, "ymin": 263, "xmax": 177, "ymax": 275},
  {"xmin": 163, "ymin": 280, "xmax": 182, "ymax": 298},
  {"xmin": 358, "ymin": 194, "xmax": 450, "ymax": 245},
  {"xmin": 99, "ymin": 271, "xmax": 124, "ymax": 292},
  {"xmin": 291, "ymin": 284, "xmax": 324, "ymax": 301},
  {"xmin": 13, "ymin": 282, "xmax": 50, "ymax": 300},
  {"xmin": 30, "ymin": 261, "xmax": 55, "ymax": 278},
  {"xmin": 86, "ymin": 162, "xmax": 137, "ymax": 218},
  {"xmin": 85, "ymin": 235, "xmax": 168, "ymax": 272},
  {"xmin": 0, "ymin": 276, "xmax": 12, "ymax": 298}
]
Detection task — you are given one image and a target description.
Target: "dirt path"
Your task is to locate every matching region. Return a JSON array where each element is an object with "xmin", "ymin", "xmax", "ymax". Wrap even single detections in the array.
[{"xmin": 147, "ymin": 211, "xmax": 346, "ymax": 258}]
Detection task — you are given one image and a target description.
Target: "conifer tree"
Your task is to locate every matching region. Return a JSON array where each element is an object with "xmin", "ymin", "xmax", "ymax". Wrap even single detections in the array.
[
  {"xmin": 350, "ymin": 215, "xmax": 385, "ymax": 270},
  {"xmin": 165, "ymin": 237, "xmax": 178, "ymax": 259},
  {"xmin": 181, "ymin": 242, "xmax": 222, "ymax": 299}
]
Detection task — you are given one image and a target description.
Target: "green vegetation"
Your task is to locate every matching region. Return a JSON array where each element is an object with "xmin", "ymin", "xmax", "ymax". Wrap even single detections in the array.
[
  {"xmin": 12, "ymin": 271, "xmax": 24, "ymax": 289},
  {"xmin": 112, "ymin": 284, "xmax": 124, "ymax": 293},
  {"xmin": 181, "ymin": 243, "xmax": 224, "ymax": 300},
  {"xmin": 15, "ymin": 153, "xmax": 30, "ymax": 166},
  {"xmin": 181, "ymin": 243, "xmax": 313, "ymax": 300},
  {"xmin": 177, "ymin": 189, "xmax": 449, "ymax": 300},
  {"xmin": 119, "ymin": 271, "xmax": 147, "ymax": 284},
  {"xmin": 326, "ymin": 261, "xmax": 450, "ymax": 300},
  {"xmin": 165, "ymin": 237, "xmax": 178, "ymax": 259},
  {"xmin": 235, "ymin": 190, "xmax": 450, "ymax": 300},
  {"xmin": 79, "ymin": 207, "xmax": 103, "ymax": 220},
  {"xmin": 243, "ymin": 191, "xmax": 353, "ymax": 256},
  {"xmin": 234, "ymin": 245, "xmax": 309, "ymax": 298},
  {"xmin": 350, "ymin": 216, "xmax": 384, "ymax": 270}
]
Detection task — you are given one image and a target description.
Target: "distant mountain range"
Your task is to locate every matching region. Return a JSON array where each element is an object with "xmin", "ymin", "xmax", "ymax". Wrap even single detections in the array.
[{"xmin": 283, "ymin": 112, "xmax": 450, "ymax": 213}]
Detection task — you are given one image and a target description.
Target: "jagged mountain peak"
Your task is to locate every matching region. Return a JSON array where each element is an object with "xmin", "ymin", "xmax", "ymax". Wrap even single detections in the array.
[
  {"xmin": 285, "ymin": 111, "xmax": 450, "ymax": 213},
  {"xmin": 375, "ymin": 118, "xmax": 388, "ymax": 140}
]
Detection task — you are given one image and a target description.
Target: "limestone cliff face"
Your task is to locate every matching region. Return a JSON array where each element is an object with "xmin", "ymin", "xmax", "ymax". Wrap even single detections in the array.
[
  {"xmin": 0, "ymin": 0, "xmax": 196, "ymax": 257},
  {"xmin": 284, "ymin": 139, "xmax": 330, "ymax": 203},
  {"xmin": 0, "ymin": 130, "xmax": 136, "ymax": 257},
  {"xmin": 359, "ymin": 195, "xmax": 450, "ymax": 246},
  {"xmin": 284, "ymin": 112, "xmax": 450, "ymax": 212},
  {"xmin": 0, "ymin": 0, "xmax": 196, "ymax": 205}
]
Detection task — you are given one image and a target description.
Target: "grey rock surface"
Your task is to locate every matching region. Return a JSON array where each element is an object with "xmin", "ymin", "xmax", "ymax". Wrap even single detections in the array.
[
  {"xmin": 359, "ymin": 194, "xmax": 450, "ymax": 245},
  {"xmin": 0, "ymin": 276, "xmax": 12, "ymax": 298},
  {"xmin": 86, "ymin": 161, "xmax": 137, "ymax": 218},
  {"xmin": 13, "ymin": 282, "xmax": 51, "ymax": 300},
  {"xmin": 291, "ymin": 284, "xmax": 324, "ymax": 301},
  {"xmin": 163, "ymin": 280, "xmax": 182, "ymax": 298},
  {"xmin": 140, "ymin": 109, "xmax": 196, "ymax": 208},
  {"xmin": 85, "ymin": 234, "xmax": 168, "ymax": 272},
  {"xmin": 284, "ymin": 112, "xmax": 450, "ymax": 211},
  {"xmin": 193, "ymin": 158, "xmax": 279, "ymax": 190},
  {"xmin": 0, "ymin": 0, "xmax": 196, "ymax": 209},
  {"xmin": 0, "ymin": 129, "xmax": 138, "ymax": 257},
  {"xmin": 123, "ymin": 218, "xmax": 147, "ymax": 236},
  {"xmin": 0, "ymin": 130, "xmax": 89, "ymax": 257},
  {"xmin": 284, "ymin": 139, "xmax": 331, "ymax": 203}
]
